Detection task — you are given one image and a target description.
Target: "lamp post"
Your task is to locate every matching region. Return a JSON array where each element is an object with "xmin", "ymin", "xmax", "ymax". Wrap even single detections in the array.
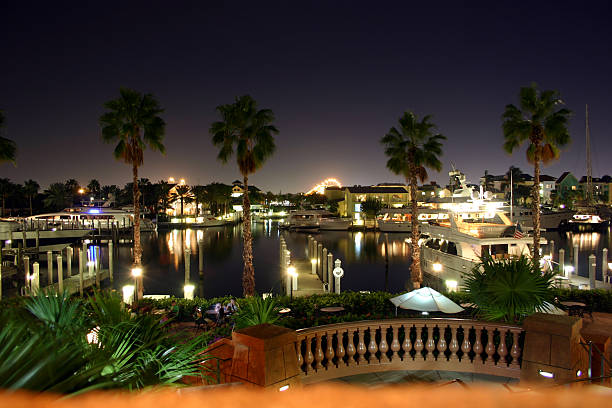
[
  {"xmin": 131, "ymin": 267, "xmax": 142, "ymax": 300},
  {"xmin": 287, "ymin": 265, "xmax": 297, "ymax": 300}
]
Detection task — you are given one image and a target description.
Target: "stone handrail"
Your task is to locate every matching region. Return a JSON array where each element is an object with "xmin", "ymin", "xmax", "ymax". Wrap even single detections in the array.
[{"xmin": 295, "ymin": 318, "xmax": 523, "ymax": 383}]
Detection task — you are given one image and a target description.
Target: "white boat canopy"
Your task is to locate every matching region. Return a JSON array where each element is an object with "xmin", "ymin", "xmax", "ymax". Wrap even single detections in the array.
[{"xmin": 390, "ymin": 287, "xmax": 464, "ymax": 313}]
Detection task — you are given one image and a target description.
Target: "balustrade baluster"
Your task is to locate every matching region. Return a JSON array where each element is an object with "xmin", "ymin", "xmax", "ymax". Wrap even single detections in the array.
[
  {"xmin": 305, "ymin": 337, "xmax": 314, "ymax": 373},
  {"xmin": 401, "ymin": 325, "xmax": 412, "ymax": 361},
  {"xmin": 449, "ymin": 325, "xmax": 460, "ymax": 361},
  {"xmin": 357, "ymin": 328, "xmax": 367, "ymax": 364},
  {"xmin": 367, "ymin": 327, "xmax": 379, "ymax": 364},
  {"xmin": 346, "ymin": 330, "xmax": 357, "ymax": 366},
  {"xmin": 379, "ymin": 326, "xmax": 390, "ymax": 363},
  {"xmin": 473, "ymin": 327, "xmax": 484, "ymax": 364},
  {"xmin": 484, "ymin": 328, "xmax": 496, "ymax": 365},
  {"xmin": 414, "ymin": 325, "xmax": 424, "ymax": 360},
  {"xmin": 461, "ymin": 326, "xmax": 472, "ymax": 362},
  {"xmin": 296, "ymin": 340, "xmax": 304, "ymax": 371},
  {"xmin": 314, "ymin": 334, "xmax": 324, "ymax": 369},
  {"xmin": 436, "ymin": 325, "xmax": 448, "ymax": 361},
  {"xmin": 390, "ymin": 325, "xmax": 400, "ymax": 361},
  {"xmin": 325, "ymin": 331, "xmax": 335, "ymax": 368},
  {"xmin": 336, "ymin": 330, "xmax": 346, "ymax": 366},
  {"xmin": 510, "ymin": 330, "xmax": 521, "ymax": 368},
  {"xmin": 425, "ymin": 326, "xmax": 436, "ymax": 358},
  {"xmin": 497, "ymin": 329, "xmax": 508, "ymax": 367}
]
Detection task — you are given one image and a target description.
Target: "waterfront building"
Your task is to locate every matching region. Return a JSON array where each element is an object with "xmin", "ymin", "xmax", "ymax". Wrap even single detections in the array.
[
  {"xmin": 557, "ymin": 172, "xmax": 580, "ymax": 198},
  {"xmin": 579, "ymin": 175, "xmax": 612, "ymax": 204},
  {"xmin": 336, "ymin": 184, "xmax": 410, "ymax": 221}
]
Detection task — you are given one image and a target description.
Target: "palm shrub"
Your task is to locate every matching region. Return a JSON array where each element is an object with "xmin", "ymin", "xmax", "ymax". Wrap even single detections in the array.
[
  {"xmin": 234, "ymin": 296, "xmax": 280, "ymax": 329},
  {"xmin": 463, "ymin": 255, "xmax": 555, "ymax": 323}
]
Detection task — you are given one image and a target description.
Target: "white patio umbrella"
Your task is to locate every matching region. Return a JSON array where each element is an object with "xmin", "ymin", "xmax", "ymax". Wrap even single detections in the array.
[
  {"xmin": 390, "ymin": 287, "xmax": 464, "ymax": 315},
  {"xmin": 540, "ymin": 302, "xmax": 566, "ymax": 315}
]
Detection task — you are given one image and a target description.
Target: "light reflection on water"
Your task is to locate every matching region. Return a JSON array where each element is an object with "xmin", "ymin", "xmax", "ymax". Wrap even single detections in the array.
[{"xmin": 108, "ymin": 222, "xmax": 610, "ymax": 298}]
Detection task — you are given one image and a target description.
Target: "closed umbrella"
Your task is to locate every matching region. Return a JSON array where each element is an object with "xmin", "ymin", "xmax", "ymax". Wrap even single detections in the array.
[{"xmin": 390, "ymin": 287, "xmax": 464, "ymax": 315}]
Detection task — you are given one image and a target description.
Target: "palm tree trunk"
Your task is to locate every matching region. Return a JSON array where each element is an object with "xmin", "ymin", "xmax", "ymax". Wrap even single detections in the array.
[
  {"xmin": 132, "ymin": 163, "xmax": 143, "ymax": 300},
  {"xmin": 409, "ymin": 170, "xmax": 421, "ymax": 288},
  {"xmin": 242, "ymin": 175, "xmax": 255, "ymax": 296},
  {"xmin": 180, "ymin": 197, "xmax": 184, "ymax": 215},
  {"xmin": 532, "ymin": 160, "xmax": 541, "ymax": 268}
]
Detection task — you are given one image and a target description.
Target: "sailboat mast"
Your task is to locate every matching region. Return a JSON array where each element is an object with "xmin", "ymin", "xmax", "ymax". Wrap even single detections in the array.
[{"xmin": 586, "ymin": 104, "xmax": 592, "ymax": 203}]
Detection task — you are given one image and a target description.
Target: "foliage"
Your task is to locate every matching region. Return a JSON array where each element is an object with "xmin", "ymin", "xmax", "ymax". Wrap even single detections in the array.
[
  {"xmin": 0, "ymin": 111, "xmax": 17, "ymax": 165},
  {"xmin": 233, "ymin": 296, "xmax": 280, "ymax": 329},
  {"xmin": 0, "ymin": 290, "xmax": 216, "ymax": 394},
  {"xmin": 43, "ymin": 182, "xmax": 70, "ymax": 210},
  {"xmin": 361, "ymin": 197, "xmax": 382, "ymax": 220},
  {"xmin": 462, "ymin": 255, "xmax": 556, "ymax": 323}
]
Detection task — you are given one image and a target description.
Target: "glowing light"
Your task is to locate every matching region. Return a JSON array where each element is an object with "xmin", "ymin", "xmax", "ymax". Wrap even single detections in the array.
[
  {"xmin": 5, "ymin": 240, "xmax": 11, "ymax": 244},
  {"xmin": 122, "ymin": 285, "xmax": 135, "ymax": 304},
  {"xmin": 88, "ymin": 209, "xmax": 100, "ymax": 214},
  {"xmin": 306, "ymin": 178, "xmax": 342, "ymax": 195},
  {"xmin": 87, "ymin": 326, "xmax": 100, "ymax": 345},
  {"xmin": 433, "ymin": 261, "xmax": 443, "ymax": 272},
  {"xmin": 179, "ymin": 178, "xmax": 186, "ymax": 185},
  {"xmin": 538, "ymin": 370, "xmax": 554, "ymax": 378},
  {"xmin": 564, "ymin": 265, "xmax": 575, "ymax": 274},
  {"xmin": 168, "ymin": 177, "xmax": 175, "ymax": 183},
  {"xmin": 311, "ymin": 259, "xmax": 317, "ymax": 265},
  {"xmin": 576, "ymin": 370, "xmax": 582, "ymax": 377},
  {"xmin": 287, "ymin": 265, "xmax": 297, "ymax": 277},
  {"xmin": 78, "ymin": 188, "xmax": 85, "ymax": 194},
  {"xmin": 131, "ymin": 267, "xmax": 143, "ymax": 277},
  {"xmin": 184, "ymin": 284, "xmax": 195, "ymax": 300},
  {"xmin": 279, "ymin": 385, "xmax": 289, "ymax": 392},
  {"xmin": 445, "ymin": 280, "xmax": 457, "ymax": 291}
]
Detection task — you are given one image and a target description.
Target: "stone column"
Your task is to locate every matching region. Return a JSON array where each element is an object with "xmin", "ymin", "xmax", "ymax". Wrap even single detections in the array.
[{"xmin": 521, "ymin": 313, "xmax": 583, "ymax": 384}]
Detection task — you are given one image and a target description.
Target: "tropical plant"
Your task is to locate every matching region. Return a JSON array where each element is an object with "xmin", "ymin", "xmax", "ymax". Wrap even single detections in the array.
[
  {"xmin": 210, "ymin": 95, "xmax": 279, "ymax": 296},
  {"xmin": 0, "ymin": 178, "xmax": 14, "ymax": 217},
  {"xmin": 170, "ymin": 185, "xmax": 193, "ymax": 216},
  {"xmin": 502, "ymin": 84, "xmax": 571, "ymax": 267},
  {"xmin": 463, "ymin": 255, "xmax": 556, "ymax": 323},
  {"xmin": 100, "ymin": 88, "xmax": 166, "ymax": 300},
  {"xmin": 0, "ymin": 111, "xmax": 17, "ymax": 165},
  {"xmin": 154, "ymin": 180, "xmax": 172, "ymax": 215},
  {"xmin": 87, "ymin": 179, "xmax": 101, "ymax": 199},
  {"xmin": 361, "ymin": 197, "xmax": 382, "ymax": 221},
  {"xmin": 43, "ymin": 182, "xmax": 70, "ymax": 211},
  {"xmin": 381, "ymin": 111, "xmax": 445, "ymax": 288},
  {"xmin": 233, "ymin": 296, "xmax": 280, "ymax": 329},
  {"xmin": 23, "ymin": 179, "xmax": 39, "ymax": 216}
]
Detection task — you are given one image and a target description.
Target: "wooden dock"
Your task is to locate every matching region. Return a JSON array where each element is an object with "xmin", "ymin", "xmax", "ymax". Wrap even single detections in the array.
[{"xmin": 291, "ymin": 259, "xmax": 326, "ymax": 296}]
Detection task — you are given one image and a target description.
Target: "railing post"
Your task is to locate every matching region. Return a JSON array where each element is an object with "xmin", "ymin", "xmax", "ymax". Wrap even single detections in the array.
[
  {"xmin": 356, "ymin": 328, "xmax": 367, "ymax": 364},
  {"xmin": 485, "ymin": 328, "xmax": 497, "ymax": 366},
  {"xmin": 305, "ymin": 337, "xmax": 314, "ymax": 373},
  {"xmin": 461, "ymin": 325, "xmax": 472, "ymax": 362},
  {"xmin": 448, "ymin": 325, "xmax": 459, "ymax": 361},
  {"xmin": 379, "ymin": 325, "xmax": 390, "ymax": 363},
  {"xmin": 498, "ymin": 329, "xmax": 509, "ymax": 367},
  {"xmin": 473, "ymin": 327, "xmax": 483, "ymax": 364},
  {"xmin": 510, "ymin": 330, "xmax": 521, "ymax": 368},
  {"xmin": 336, "ymin": 330, "xmax": 346, "ymax": 366},
  {"xmin": 325, "ymin": 331, "xmax": 335, "ymax": 369},
  {"xmin": 402, "ymin": 325, "xmax": 413, "ymax": 361},
  {"xmin": 346, "ymin": 330, "xmax": 356, "ymax": 366},
  {"xmin": 414, "ymin": 325, "xmax": 424, "ymax": 360},
  {"xmin": 390, "ymin": 325, "xmax": 400, "ymax": 361},
  {"xmin": 368, "ymin": 326, "xmax": 380, "ymax": 364},
  {"xmin": 425, "ymin": 325, "xmax": 436, "ymax": 359},
  {"xmin": 314, "ymin": 333, "xmax": 324, "ymax": 370}
]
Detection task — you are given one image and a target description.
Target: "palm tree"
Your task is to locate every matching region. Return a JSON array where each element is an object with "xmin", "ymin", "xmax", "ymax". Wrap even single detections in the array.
[
  {"xmin": 0, "ymin": 178, "xmax": 14, "ymax": 217},
  {"xmin": 381, "ymin": 111, "xmax": 445, "ymax": 288},
  {"xmin": 0, "ymin": 111, "xmax": 17, "ymax": 165},
  {"xmin": 502, "ymin": 84, "xmax": 571, "ymax": 267},
  {"xmin": 43, "ymin": 183, "xmax": 70, "ymax": 211},
  {"xmin": 100, "ymin": 88, "xmax": 166, "ymax": 300},
  {"xmin": 87, "ymin": 179, "xmax": 101, "ymax": 199},
  {"xmin": 154, "ymin": 180, "xmax": 172, "ymax": 215},
  {"xmin": 191, "ymin": 185, "xmax": 207, "ymax": 216},
  {"xmin": 23, "ymin": 179, "xmax": 40, "ymax": 216},
  {"xmin": 171, "ymin": 185, "xmax": 193, "ymax": 216},
  {"xmin": 210, "ymin": 95, "xmax": 278, "ymax": 296}
]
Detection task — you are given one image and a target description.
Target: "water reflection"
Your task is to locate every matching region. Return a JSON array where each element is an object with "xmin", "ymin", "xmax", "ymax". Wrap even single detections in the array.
[{"xmin": 109, "ymin": 222, "xmax": 609, "ymax": 298}]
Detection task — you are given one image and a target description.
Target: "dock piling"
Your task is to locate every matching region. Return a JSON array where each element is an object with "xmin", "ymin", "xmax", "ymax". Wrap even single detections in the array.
[
  {"xmin": 327, "ymin": 252, "xmax": 333, "ymax": 291},
  {"xmin": 47, "ymin": 251, "xmax": 53, "ymax": 285},
  {"xmin": 184, "ymin": 247, "xmax": 191, "ymax": 285},
  {"xmin": 67, "ymin": 247, "xmax": 72, "ymax": 277},
  {"xmin": 31, "ymin": 262, "xmax": 40, "ymax": 294},
  {"xmin": 559, "ymin": 249, "xmax": 565, "ymax": 277},
  {"xmin": 589, "ymin": 254, "xmax": 596, "ymax": 289},
  {"xmin": 322, "ymin": 248, "xmax": 328, "ymax": 289},
  {"xmin": 573, "ymin": 245, "xmax": 579, "ymax": 275},
  {"xmin": 57, "ymin": 255, "xmax": 63, "ymax": 292},
  {"xmin": 79, "ymin": 249, "xmax": 84, "ymax": 296},
  {"xmin": 108, "ymin": 241, "xmax": 114, "ymax": 282}
]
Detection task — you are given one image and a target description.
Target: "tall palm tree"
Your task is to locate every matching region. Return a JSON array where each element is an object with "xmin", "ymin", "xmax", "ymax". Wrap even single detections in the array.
[
  {"xmin": 210, "ymin": 95, "xmax": 278, "ymax": 296},
  {"xmin": 0, "ymin": 111, "xmax": 17, "ymax": 165},
  {"xmin": 87, "ymin": 179, "xmax": 101, "ymax": 199},
  {"xmin": 23, "ymin": 179, "xmax": 40, "ymax": 216},
  {"xmin": 154, "ymin": 180, "xmax": 172, "ymax": 215},
  {"xmin": 502, "ymin": 84, "xmax": 571, "ymax": 267},
  {"xmin": 191, "ymin": 185, "xmax": 207, "ymax": 216},
  {"xmin": 381, "ymin": 111, "xmax": 445, "ymax": 288},
  {"xmin": 100, "ymin": 88, "xmax": 166, "ymax": 299}
]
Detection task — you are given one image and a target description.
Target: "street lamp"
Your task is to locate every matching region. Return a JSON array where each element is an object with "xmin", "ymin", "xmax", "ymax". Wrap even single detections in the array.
[
  {"xmin": 287, "ymin": 265, "xmax": 297, "ymax": 300},
  {"xmin": 131, "ymin": 267, "xmax": 143, "ymax": 300}
]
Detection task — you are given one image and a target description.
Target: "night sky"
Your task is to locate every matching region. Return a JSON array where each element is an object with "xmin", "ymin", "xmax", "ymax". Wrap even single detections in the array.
[{"xmin": 2, "ymin": 1, "xmax": 612, "ymax": 193}]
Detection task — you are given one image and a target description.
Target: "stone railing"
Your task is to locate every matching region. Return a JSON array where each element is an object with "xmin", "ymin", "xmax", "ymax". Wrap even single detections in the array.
[{"xmin": 295, "ymin": 318, "xmax": 523, "ymax": 383}]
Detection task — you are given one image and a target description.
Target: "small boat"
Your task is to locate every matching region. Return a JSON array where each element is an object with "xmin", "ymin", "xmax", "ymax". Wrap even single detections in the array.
[{"xmin": 285, "ymin": 210, "xmax": 327, "ymax": 231}]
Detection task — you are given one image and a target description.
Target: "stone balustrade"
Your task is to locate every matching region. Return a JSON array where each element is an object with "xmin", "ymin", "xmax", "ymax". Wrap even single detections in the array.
[{"xmin": 295, "ymin": 318, "xmax": 523, "ymax": 383}]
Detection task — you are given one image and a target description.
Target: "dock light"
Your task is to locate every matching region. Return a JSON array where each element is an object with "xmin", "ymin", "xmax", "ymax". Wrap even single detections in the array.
[
  {"xmin": 278, "ymin": 385, "xmax": 289, "ymax": 392},
  {"xmin": 131, "ymin": 267, "xmax": 142, "ymax": 278},
  {"xmin": 5, "ymin": 240, "xmax": 10, "ymax": 245},
  {"xmin": 122, "ymin": 285, "xmax": 135, "ymax": 304},
  {"xmin": 564, "ymin": 265, "xmax": 575, "ymax": 274},
  {"xmin": 576, "ymin": 370, "xmax": 582, "ymax": 377},
  {"xmin": 608, "ymin": 262, "xmax": 612, "ymax": 271},
  {"xmin": 432, "ymin": 260, "xmax": 443, "ymax": 272},
  {"xmin": 287, "ymin": 265, "xmax": 297, "ymax": 277},
  {"xmin": 445, "ymin": 280, "xmax": 458, "ymax": 292},
  {"xmin": 287, "ymin": 265, "xmax": 297, "ymax": 299},
  {"xmin": 183, "ymin": 284, "xmax": 195, "ymax": 300},
  {"xmin": 538, "ymin": 370, "xmax": 554, "ymax": 378}
]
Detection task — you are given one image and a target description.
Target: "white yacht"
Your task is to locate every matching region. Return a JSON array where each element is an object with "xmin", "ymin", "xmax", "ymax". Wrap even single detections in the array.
[
  {"xmin": 319, "ymin": 217, "xmax": 352, "ymax": 231},
  {"xmin": 507, "ymin": 206, "xmax": 575, "ymax": 231},
  {"xmin": 283, "ymin": 210, "xmax": 328, "ymax": 231},
  {"xmin": 420, "ymin": 207, "xmax": 545, "ymax": 285},
  {"xmin": 25, "ymin": 207, "xmax": 155, "ymax": 231}
]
